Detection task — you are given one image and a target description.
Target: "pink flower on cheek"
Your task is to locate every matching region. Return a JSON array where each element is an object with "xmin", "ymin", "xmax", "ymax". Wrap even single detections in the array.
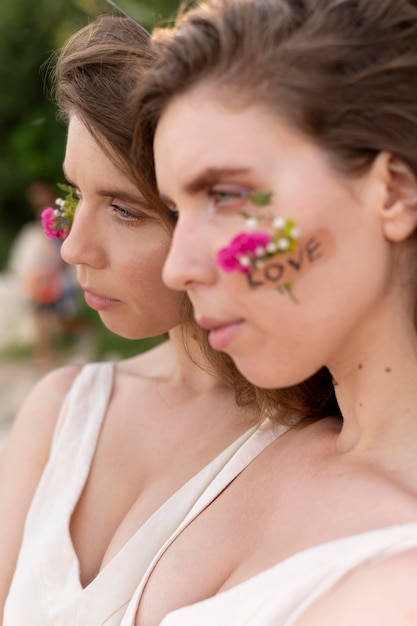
[
  {"xmin": 216, "ymin": 247, "xmax": 248, "ymax": 273},
  {"xmin": 216, "ymin": 231, "xmax": 272, "ymax": 274},
  {"xmin": 232, "ymin": 232, "xmax": 271, "ymax": 253}
]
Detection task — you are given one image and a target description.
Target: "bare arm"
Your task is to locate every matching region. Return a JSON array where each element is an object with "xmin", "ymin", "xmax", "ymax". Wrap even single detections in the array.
[
  {"xmin": 294, "ymin": 548, "xmax": 417, "ymax": 626},
  {"xmin": 0, "ymin": 364, "xmax": 82, "ymax": 619}
]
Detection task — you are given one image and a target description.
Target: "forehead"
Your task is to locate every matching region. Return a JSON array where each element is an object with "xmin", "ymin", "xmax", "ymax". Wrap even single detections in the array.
[
  {"xmin": 154, "ymin": 84, "xmax": 312, "ymax": 191},
  {"xmin": 155, "ymin": 84, "xmax": 274, "ymax": 162},
  {"xmin": 65, "ymin": 116, "xmax": 106, "ymax": 169},
  {"xmin": 65, "ymin": 116, "xmax": 130, "ymax": 185}
]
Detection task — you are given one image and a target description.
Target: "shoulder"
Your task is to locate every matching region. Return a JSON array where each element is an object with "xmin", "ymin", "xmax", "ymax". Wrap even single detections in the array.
[
  {"xmin": 0, "ymin": 363, "xmax": 84, "ymax": 608},
  {"xmin": 295, "ymin": 546, "xmax": 417, "ymax": 626},
  {"xmin": 18, "ymin": 363, "xmax": 84, "ymax": 414},
  {"xmin": 3, "ymin": 363, "xmax": 84, "ymax": 467}
]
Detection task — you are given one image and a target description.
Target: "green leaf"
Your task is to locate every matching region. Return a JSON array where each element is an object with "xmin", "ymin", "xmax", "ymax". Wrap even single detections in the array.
[{"xmin": 248, "ymin": 191, "xmax": 272, "ymax": 207}]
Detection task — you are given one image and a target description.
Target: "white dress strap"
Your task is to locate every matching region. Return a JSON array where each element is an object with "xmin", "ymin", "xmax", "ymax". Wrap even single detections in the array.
[{"xmin": 120, "ymin": 421, "xmax": 286, "ymax": 626}]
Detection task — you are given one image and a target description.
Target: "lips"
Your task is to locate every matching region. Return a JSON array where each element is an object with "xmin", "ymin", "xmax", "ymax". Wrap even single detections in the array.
[
  {"xmin": 82, "ymin": 288, "xmax": 120, "ymax": 312},
  {"xmin": 196, "ymin": 315, "xmax": 245, "ymax": 351}
]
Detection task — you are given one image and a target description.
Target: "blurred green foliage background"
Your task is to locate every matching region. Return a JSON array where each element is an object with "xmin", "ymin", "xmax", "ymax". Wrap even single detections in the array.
[{"xmin": 0, "ymin": 0, "xmax": 179, "ymax": 269}]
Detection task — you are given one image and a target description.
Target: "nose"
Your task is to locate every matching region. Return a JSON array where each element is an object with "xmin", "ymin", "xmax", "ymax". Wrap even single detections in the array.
[
  {"xmin": 162, "ymin": 215, "xmax": 217, "ymax": 292},
  {"xmin": 60, "ymin": 201, "xmax": 105, "ymax": 269}
]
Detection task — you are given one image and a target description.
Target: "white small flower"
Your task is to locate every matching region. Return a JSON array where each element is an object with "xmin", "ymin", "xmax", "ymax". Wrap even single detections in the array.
[
  {"xmin": 238, "ymin": 255, "xmax": 251, "ymax": 268},
  {"xmin": 246, "ymin": 217, "xmax": 258, "ymax": 230},
  {"xmin": 55, "ymin": 198, "xmax": 65, "ymax": 207},
  {"xmin": 266, "ymin": 242, "xmax": 278, "ymax": 253},
  {"xmin": 255, "ymin": 246, "xmax": 265, "ymax": 257},
  {"xmin": 277, "ymin": 237, "xmax": 290, "ymax": 251},
  {"xmin": 272, "ymin": 216, "xmax": 286, "ymax": 230},
  {"xmin": 289, "ymin": 226, "xmax": 300, "ymax": 239}
]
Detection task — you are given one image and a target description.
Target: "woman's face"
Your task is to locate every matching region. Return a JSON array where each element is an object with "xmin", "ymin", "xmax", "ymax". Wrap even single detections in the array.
[
  {"xmin": 155, "ymin": 85, "xmax": 394, "ymax": 388},
  {"xmin": 61, "ymin": 116, "xmax": 182, "ymax": 339}
]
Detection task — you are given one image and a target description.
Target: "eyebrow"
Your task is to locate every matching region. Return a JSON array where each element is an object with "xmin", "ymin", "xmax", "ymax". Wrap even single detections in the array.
[
  {"xmin": 95, "ymin": 189, "xmax": 146, "ymax": 205},
  {"xmin": 61, "ymin": 165, "xmax": 146, "ymax": 205}
]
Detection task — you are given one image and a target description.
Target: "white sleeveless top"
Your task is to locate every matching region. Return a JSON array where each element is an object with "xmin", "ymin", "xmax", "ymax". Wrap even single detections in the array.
[
  {"xmin": 141, "ymin": 522, "xmax": 417, "ymax": 625},
  {"xmin": 119, "ymin": 468, "xmax": 417, "ymax": 625},
  {"xmin": 4, "ymin": 362, "xmax": 280, "ymax": 626}
]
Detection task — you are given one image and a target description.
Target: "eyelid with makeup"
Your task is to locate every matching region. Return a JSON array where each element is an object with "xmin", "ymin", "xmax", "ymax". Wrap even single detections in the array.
[
  {"xmin": 159, "ymin": 184, "xmax": 253, "ymax": 219},
  {"xmin": 63, "ymin": 175, "xmax": 150, "ymax": 223},
  {"xmin": 110, "ymin": 200, "xmax": 150, "ymax": 224},
  {"xmin": 207, "ymin": 185, "xmax": 250, "ymax": 210}
]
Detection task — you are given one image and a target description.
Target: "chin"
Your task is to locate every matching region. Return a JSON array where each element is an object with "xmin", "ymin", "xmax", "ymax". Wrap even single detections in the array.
[
  {"xmin": 97, "ymin": 315, "xmax": 140, "ymax": 340},
  {"xmin": 99, "ymin": 314, "xmax": 172, "ymax": 341},
  {"xmin": 233, "ymin": 357, "xmax": 308, "ymax": 390}
]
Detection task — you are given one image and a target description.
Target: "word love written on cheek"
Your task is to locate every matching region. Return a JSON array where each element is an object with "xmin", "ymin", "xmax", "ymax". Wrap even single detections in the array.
[{"xmin": 227, "ymin": 228, "xmax": 336, "ymax": 294}]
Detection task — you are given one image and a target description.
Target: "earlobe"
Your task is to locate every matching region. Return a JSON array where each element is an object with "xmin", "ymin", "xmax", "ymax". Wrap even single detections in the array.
[{"xmin": 378, "ymin": 152, "xmax": 417, "ymax": 242}]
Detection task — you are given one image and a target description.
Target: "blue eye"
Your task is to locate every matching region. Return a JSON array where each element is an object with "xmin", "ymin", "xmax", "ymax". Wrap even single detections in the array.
[
  {"xmin": 112, "ymin": 204, "xmax": 132, "ymax": 218},
  {"xmin": 111, "ymin": 203, "xmax": 147, "ymax": 223}
]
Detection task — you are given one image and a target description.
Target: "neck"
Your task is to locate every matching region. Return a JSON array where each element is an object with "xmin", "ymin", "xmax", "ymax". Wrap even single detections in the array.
[
  {"xmin": 165, "ymin": 325, "xmax": 225, "ymax": 392},
  {"xmin": 330, "ymin": 315, "xmax": 417, "ymax": 456}
]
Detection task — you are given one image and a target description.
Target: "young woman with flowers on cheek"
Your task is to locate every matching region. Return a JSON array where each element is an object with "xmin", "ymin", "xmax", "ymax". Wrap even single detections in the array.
[
  {"xmin": 0, "ymin": 16, "xmax": 285, "ymax": 626},
  {"xmin": 116, "ymin": 0, "xmax": 417, "ymax": 624}
]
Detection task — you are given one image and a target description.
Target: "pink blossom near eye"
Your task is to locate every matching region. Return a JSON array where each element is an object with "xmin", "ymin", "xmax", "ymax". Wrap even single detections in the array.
[
  {"xmin": 55, "ymin": 228, "xmax": 68, "ymax": 239},
  {"xmin": 41, "ymin": 208, "xmax": 57, "ymax": 238},
  {"xmin": 40, "ymin": 184, "xmax": 78, "ymax": 240},
  {"xmin": 41, "ymin": 208, "xmax": 66, "ymax": 239}
]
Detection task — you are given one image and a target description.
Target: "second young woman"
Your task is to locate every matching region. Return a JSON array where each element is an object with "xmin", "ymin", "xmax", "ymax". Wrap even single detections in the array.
[{"xmin": 0, "ymin": 16, "xmax": 281, "ymax": 626}]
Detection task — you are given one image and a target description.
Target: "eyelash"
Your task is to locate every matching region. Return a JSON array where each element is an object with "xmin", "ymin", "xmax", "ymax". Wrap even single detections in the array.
[
  {"xmin": 64, "ymin": 179, "xmax": 148, "ymax": 225},
  {"xmin": 160, "ymin": 188, "xmax": 249, "ymax": 223},
  {"xmin": 111, "ymin": 202, "xmax": 147, "ymax": 224},
  {"xmin": 207, "ymin": 188, "xmax": 248, "ymax": 211}
]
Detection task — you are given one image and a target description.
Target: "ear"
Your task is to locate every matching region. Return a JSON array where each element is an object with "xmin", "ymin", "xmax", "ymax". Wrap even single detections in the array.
[{"xmin": 376, "ymin": 152, "xmax": 417, "ymax": 242}]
